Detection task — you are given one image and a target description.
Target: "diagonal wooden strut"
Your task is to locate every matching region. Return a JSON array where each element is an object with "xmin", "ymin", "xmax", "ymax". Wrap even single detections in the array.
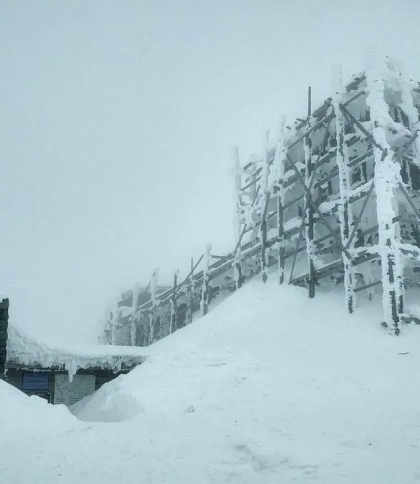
[
  {"xmin": 287, "ymin": 125, "xmax": 332, "ymax": 284},
  {"xmin": 286, "ymin": 154, "xmax": 353, "ymax": 260},
  {"xmin": 346, "ymin": 180, "xmax": 375, "ymax": 249}
]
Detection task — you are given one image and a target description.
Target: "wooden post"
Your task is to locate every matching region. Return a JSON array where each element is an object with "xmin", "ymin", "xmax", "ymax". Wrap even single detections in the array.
[
  {"xmin": 149, "ymin": 268, "xmax": 159, "ymax": 345},
  {"xmin": 234, "ymin": 146, "xmax": 243, "ymax": 289},
  {"xmin": 260, "ymin": 130, "xmax": 270, "ymax": 283},
  {"xmin": 186, "ymin": 257, "xmax": 194, "ymax": 324},
  {"xmin": 200, "ymin": 244, "xmax": 212, "ymax": 316},
  {"xmin": 365, "ymin": 57, "xmax": 401, "ymax": 334},
  {"xmin": 275, "ymin": 117, "xmax": 286, "ymax": 285},
  {"xmin": 277, "ymin": 194, "xmax": 285, "ymax": 285},
  {"xmin": 130, "ymin": 315, "xmax": 137, "ymax": 346},
  {"xmin": 304, "ymin": 86, "xmax": 316, "ymax": 298},
  {"xmin": 0, "ymin": 298, "xmax": 9, "ymax": 380},
  {"xmin": 234, "ymin": 242, "xmax": 243, "ymax": 290},
  {"xmin": 333, "ymin": 68, "xmax": 355, "ymax": 313},
  {"xmin": 170, "ymin": 270, "xmax": 179, "ymax": 334}
]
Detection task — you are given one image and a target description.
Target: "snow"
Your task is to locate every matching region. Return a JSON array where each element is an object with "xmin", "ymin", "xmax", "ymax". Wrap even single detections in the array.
[
  {"xmin": 2, "ymin": 277, "xmax": 420, "ymax": 483},
  {"xmin": 7, "ymin": 324, "xmax": 147, "ymax": 381}
]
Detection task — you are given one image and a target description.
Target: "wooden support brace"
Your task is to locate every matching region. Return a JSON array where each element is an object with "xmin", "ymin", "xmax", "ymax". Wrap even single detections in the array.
[
  {"xmin": 286, "ymin": 154, "xmax": 353, "ymax": 260},
  {"xmin": 346, "ymin": 180, "xmax": 375, "ymax": 249}
]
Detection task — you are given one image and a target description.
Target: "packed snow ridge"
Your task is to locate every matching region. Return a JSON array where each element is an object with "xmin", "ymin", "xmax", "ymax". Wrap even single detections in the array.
[{"xmin": 2, "ymin": 278, "xmax": 420, "ymax": 483}]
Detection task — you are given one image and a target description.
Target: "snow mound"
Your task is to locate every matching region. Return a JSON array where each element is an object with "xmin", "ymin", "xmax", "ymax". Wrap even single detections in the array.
[
  {"xmin": 0, "ymin": 379, "xmax": 75, "ymax": 432},
  {"xmin": 3, "ymin": 278, "xmax": 420, "ymax": 483},
  {"xmin": 70, "ymin": 375, "xmax": 145, "ymax": 422}
]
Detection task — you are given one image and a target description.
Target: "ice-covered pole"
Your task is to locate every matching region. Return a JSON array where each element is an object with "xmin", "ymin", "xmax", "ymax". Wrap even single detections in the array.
[
  {"xmin": 130, "ymin": 284, "xmax": 140, "ymax": 346},
  {"xmin": 200, "ymin": 243, "xmax": 212, "ymax": 316},
  {"xmin": 186, "ymin": 257, "xmax": 194, "ymax": 325},
  {"xmin": 149, "ymin": 267, "xmax": 159, "ymax": 344},
  {"xmin": 333, "ymin": 65, "xmax": 356, "ymax": 313},
  {"xmin": 170, "ymin": 269, "xmax": 179, "ymax": 334},
  {"xmin": 365, "ymin": 51, "xmax": 403, "ymax": 334},
  {"xmin": 304, "ymin": 86, "xmax": 316, "ymax": 298},
  {"xmin": 274, "ymin": 116, "xmax": 287, "ymax": 285},
  {"xmin": 233, "ymin": 146, "xmax": 243, "ymax": 290},
  {"xmin": 259, "ymin": 130, "xmax": 271, "ymax": 283}
]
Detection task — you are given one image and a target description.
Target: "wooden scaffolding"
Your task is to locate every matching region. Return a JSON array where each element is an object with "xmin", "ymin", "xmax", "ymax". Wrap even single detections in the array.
[{"xmin": 106, "ymin": 58, "xmax": 420, "ymax": 346}]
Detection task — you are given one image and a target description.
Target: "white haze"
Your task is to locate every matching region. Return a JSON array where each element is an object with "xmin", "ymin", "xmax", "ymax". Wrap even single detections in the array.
[{"xmin": 0, "ymin": 0, "xmax": 419, "ymax": 343}]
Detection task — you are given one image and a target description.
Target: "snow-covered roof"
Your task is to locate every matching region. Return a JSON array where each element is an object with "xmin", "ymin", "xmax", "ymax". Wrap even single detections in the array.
[{"xmin": 6, "ymin": 325, "xmax": 147, "ymax": 381}]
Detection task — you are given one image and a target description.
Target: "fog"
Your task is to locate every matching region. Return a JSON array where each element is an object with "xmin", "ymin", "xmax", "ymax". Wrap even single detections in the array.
[{"xmin": 0, "ymin": 0, "xmax": 419, "ymax": 343}]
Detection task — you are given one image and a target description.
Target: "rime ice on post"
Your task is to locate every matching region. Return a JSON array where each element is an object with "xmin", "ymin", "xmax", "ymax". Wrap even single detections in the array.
[
  {"xmin": 233, "ymin": 146, "xmax": 243, "ymax": 289},
  {"xmin": 304, "ymin": 87, "xmax": 316, "ymax": 298},
  {"xmin": 333, "ymin": 65, "xmax": 356, "ymax": 313},
  {"xmin": 186, "ymin": 257, "xmax": 194, "ymax": 325},
  {"xmin": 274, "ymin": 117, "xmax": 287, "ymax": 285},
  {"xmin": 365, "ymin": 52, "xmax": 403, "ymax": 334},
  {"xmin": 259, "ymin": 130, "xmax": 271, "ymax": 283},
  {"xmin": 200, "ymin": 244, "xmax": 212, "ymax": 316},
  {"xmin": 170, "ymin": 269, "xmax": 179, "ymax": 334},
  {"xmin": 149, "ymin": 267, "xmax": 159, "ymax": 344},
  {"xmin": 130, "ymin": 284, "xmax": 141, "ymax": 346}
]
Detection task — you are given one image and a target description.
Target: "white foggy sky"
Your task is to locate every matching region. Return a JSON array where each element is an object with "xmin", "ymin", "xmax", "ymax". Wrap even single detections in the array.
[{"xmin": 1, "ymin": 0, "xmax": 419, "ymax": 343}]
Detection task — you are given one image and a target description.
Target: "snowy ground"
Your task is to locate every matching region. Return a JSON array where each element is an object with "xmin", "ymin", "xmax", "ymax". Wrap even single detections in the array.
[{"xmin": 2, "ymin": 278, "xmax": 420, "ymax": 483}]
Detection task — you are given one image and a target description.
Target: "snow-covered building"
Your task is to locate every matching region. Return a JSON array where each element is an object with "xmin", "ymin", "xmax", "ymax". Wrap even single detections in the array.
[
  {"xmin": 105, "ymin": 57, "xmax": 420, "ymax": 345},
  {"xmin": 5, "ymin": 324, "xmax": 146, "ymax": 406}
]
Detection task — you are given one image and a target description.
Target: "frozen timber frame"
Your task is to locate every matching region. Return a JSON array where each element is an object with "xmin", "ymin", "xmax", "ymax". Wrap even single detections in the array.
[{"xmin": 106, "ymin": 60, "xmax": 420, "ymax": 347}]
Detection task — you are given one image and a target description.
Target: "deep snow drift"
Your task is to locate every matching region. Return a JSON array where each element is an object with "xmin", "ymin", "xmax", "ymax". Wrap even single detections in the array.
[{"xmin": 2, "ymin": 278, "xmax": 420, "ymax": 483}]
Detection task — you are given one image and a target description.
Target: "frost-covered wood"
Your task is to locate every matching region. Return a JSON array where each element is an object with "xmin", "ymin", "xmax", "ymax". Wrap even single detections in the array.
[
  {"xmin": 365, "ymin": 54, "xmax": 403, "ymax": 334},
  {"xmin": 105, "ymin": 59, "xmax": 420, "ymax": 345},
  {"xmin": 304, "ymin": 87, "xmax": 316, "ymax": 298},
  {"xmin": 333, "ymin": 67, "xmax": 356, "ymax": 313},
  {"xmin": 274, "ymin": 118, "xmax": 287, "ymax": 285},
  {"xmin": 149, "ymin": 268, "xmax": 159, "ymax": 344},
  {"xmin": 170, "ymin": 270, "xmax": 179, "ymax": 334},
  {"xmin": 259, "ymin": 131, "xmax": 271, "ymax": 283},
  {"xmin": 200, "ymin": 244, "xmax": 212, "ymax": 316}
]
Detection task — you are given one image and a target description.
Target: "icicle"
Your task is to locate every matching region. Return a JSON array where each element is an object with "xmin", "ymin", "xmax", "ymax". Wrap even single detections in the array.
[
  {"xmin": 365, "ymin": 51, "xmax": 403, "ymax": 334},
  {"xmin": 332, "ymin": 65, "xmax": 356, "ymax": 313},
  {"xmin": 65, "ymin": 358, "xmax": 78, "ymax": 383}
]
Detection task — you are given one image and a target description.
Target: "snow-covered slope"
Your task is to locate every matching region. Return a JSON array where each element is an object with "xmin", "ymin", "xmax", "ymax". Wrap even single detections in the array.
[{"xmin": 2, "ymin": 279, "xmax": 420, "ymax": 483}]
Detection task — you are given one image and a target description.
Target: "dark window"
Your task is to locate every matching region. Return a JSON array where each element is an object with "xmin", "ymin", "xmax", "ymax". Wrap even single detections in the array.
[{"xmin": 22, "ymin": 372, "xmax": 49, "ymax": 391}]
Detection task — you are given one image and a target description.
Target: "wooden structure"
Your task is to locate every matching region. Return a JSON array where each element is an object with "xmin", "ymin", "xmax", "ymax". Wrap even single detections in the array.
[
  {"xmin": 107, "ymin": 59, "xmax": 420, "ymax": 344},
  {"xmin": 0, "ymin": 298, "xmax": 8, "ymax": 380}
]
